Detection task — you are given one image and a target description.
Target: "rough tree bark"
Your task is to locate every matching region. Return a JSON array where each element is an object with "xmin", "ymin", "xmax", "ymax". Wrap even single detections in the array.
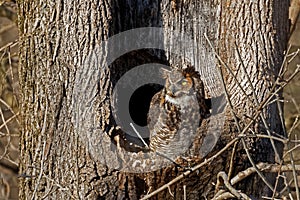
[{"xmin": 18, "ymin": 0, "xmax": 289, "ymax": 199}]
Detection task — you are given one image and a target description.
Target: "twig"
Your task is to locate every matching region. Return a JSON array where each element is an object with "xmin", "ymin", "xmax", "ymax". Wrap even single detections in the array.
[
  {"xmin": 0, "ymin": 40, "xmax": 18, "ymax": 52},
  {"xmin": 279, "ymin": 174, "xmax": 293, "ymax": 198},
  {"xmin": 217, "ymin": 171, "xmax": 251, "ymax": 199},
  {"xmin": 227, "ymin": 140, "xmax": 238, "ymax": 180},
  {"xmin": 0, "ymin": 154, "xmax": 18, "ymax": 167},
  {"xmin": 281, "ymin": 176, "xmax": 295, "ymax": 199},
  {"xmin": 183, "ymin": 185, "xmax": 186, "ymax": 200},
  {"xmin": 0, "ymin": 112, "xmax": 19, "ymax": 130},
  {"xmin": 130, "ymin": 123, "xmax": 149, "ymax": 148},
  {"xmin": 216, "ymin": 172, "xmax": 241, "ymax": 198},
  {"xmin": 283, "ymin": 143, "xmax": 300, "ymax": 157},
  {"xmin": 277, "ymin": 44, "xmax": 291, "ymax": 79},
  {"xmin": 287, "ymin": 116, "xmax": 299, "ymax": 138},
  {"xmin": 0, "ymin": 100, "xmax": 11, "ymax": 161},
  {"xmin": 238, "ymin": 133, "xmax": 288, "ymax": 144},
  {"xmin": 272, "ymin": 161, "xmax": 284, "ymax": 199},
  {"xmin": 0, "ymin": 98, "xmax": 20, "ymax": 125},
  {"xmin": 167, "ymin": 186, "xmax": 174, "ymax": 197},
  {"xmin": 7, "ymin": 46, "xmax": 18, "ymax": 101},
  {"xmin": 286, "ymin": 93, "xmax": 300, "ymax": 115},
  {"xmin": 230, "ymin": 162, "xmax": 300, "ymax": 186},
  {"xmin": 287, "ymin": 48, "xmax": 300, "ymax": 64},
  {"xmin": 213, "ymin": 191, "xmax": 235, "ymax": 200},
  {"xmin": 286, "ymin": 138, "xmax": 300, "ymax": 199},
  {"xmin": 261, "ymin": 196, "xmax": 283, "ymax": 200},
  {"xmin": 146, "ymin": 186, "xmax": 152, "ymax": 195}
]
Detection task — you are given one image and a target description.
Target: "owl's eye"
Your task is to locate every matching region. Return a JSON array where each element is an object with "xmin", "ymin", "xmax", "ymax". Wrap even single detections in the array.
[{"xmin": 181, "ymin": 80, "xmax": 188, "ymax": 86}]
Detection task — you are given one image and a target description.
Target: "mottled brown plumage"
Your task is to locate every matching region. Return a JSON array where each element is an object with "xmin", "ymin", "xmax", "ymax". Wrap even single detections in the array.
[{"xmin": 147, "ymin": 66, "xmax": 209, "ymax": 160}]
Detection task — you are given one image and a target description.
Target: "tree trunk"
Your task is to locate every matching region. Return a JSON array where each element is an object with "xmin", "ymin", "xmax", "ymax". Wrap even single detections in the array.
[{"xmin": 18, "ymin": 0, "xmax": 289, "ymax": 199}]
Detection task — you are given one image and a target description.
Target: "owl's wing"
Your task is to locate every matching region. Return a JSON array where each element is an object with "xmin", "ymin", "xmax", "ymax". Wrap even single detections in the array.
[
  {"xmin": 147, "ymin": 90, "xmax": 163, "ymax": 138},
  {"xmin": 194, "ymin": 78, "xmax": 209, "ymax": 117}
]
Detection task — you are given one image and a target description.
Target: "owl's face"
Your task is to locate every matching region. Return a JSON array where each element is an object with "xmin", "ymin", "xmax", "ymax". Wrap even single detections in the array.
[{"xmin": 161, "ymin": 68, "xmax": 196, "ymax": 106}]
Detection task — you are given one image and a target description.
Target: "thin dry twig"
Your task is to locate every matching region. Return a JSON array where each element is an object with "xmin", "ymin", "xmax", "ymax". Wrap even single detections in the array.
[
  {"xmin": 230, "ymin": 162, "xmax": 300, "ymax": 186},
  {"xmin": 213, "ymin": 191, "xmax": 235, "ymax": 200},
  {"xmin": 0, "ymin": 40, "xmax": 18, "ymax": 53},
  {"xmin": 0, "ymin": 112, "xmax": 18, "ymax": 130},
  {"xmin": 287, "ymin": 116, "xmax": 299, "ymax": 138},
  {"xmin": 183, "ymin": 185, "xmax": 186, "ymax": 200},
  {"xmin": 238, "ymin": 133, "xmax": 289, "ymax": 144},
  {"xmin": 216, "ymin": 171, "xmax": 251, "ymax": 199},
  {"xmin": 130, "ymin": 123, "xmax": 149, "ymax": 148},
  {"xmin": 284, "ymin": 143, "xmax": 300, "ymax": 157},
  {"xmin": 167, "ymin": 186, "xmax": 174, "ymax": 197},
  {"xmin": 227, "ymin": 141, "xmax": 238, "ymax": 180},
  {"xmin": 0, "ymin": 104, "xmax": 11, "ymax": 161}
]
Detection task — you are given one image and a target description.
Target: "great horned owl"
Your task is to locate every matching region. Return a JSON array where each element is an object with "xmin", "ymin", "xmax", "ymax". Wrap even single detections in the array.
[{"xmin": 147, "ymin": 66, "xmax": 209, "ymax": 160}]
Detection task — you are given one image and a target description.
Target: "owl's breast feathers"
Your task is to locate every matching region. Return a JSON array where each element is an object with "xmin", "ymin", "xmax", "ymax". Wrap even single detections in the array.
[{"xmin": 147, "ymin": 90, "xmax": 206, "ymax": 159}]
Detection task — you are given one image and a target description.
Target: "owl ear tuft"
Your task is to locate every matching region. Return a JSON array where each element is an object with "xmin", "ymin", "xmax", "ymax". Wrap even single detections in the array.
[
  {"xmin": 183, "ymin": 66, "xmax": 200, "ymax": 79},
  {"xmin": 160, "ymin": 67, "xmax": 171, "ymax": 78}
]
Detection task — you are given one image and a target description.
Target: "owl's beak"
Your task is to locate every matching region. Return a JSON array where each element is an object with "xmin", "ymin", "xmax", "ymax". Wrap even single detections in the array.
[
  {"xmin": 169, "ymin": 86, "xmax": 177, "ymax": 97},
  {"xmin": 167, "ymin": 92, "xmax": 175, "ymax": 97}
]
